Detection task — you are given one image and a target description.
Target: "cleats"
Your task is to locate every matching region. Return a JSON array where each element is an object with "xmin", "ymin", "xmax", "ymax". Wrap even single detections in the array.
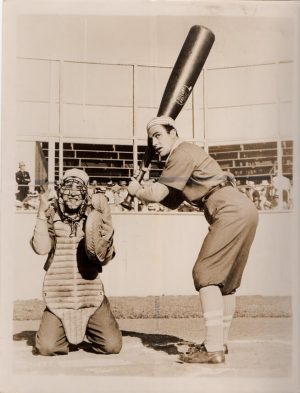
[
  {"xmin": 178, "ymin": 343, "xmax": 226, "ymax": 364},
  {"xmin": 187, "ymin": 342, "xmax": 228, "ymax": 355}
]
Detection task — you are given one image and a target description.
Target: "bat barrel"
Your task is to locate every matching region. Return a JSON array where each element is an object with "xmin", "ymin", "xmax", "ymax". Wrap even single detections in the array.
[
  {"xmin": 158, "ymin": 25, "xmax": 215, "ymax": 119},
  {"xmin": 124, "ymin": 25, "xmax": 215, "ymax": 211}
]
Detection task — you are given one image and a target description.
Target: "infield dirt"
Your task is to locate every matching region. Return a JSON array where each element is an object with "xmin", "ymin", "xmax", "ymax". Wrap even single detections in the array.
[{"xmin": 7, "ymin": 316, "xmax": 294, "ymax": 393}]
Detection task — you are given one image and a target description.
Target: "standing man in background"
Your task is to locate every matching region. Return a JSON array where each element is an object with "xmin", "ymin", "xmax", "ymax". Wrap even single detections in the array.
[
  {"xmin": 16, "ymin": 161, "xmax": 31, "ymax": 201},
  {"xmin": 271, "ymin": 170, "xmax": 292, "ymax": 209},
  {"xmin": 127, "ymin": 116, "xmax": 258, "ymax": 364}
]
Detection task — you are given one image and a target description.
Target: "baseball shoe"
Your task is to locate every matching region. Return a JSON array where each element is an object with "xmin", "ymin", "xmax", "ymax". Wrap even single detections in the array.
[
  {"xmin": 187, "ymin": 342, "xmax": 228, "ymax": 355},
  {"xmin": 178, "ymin": 344, "xmax": 225, "ymax": 364}
]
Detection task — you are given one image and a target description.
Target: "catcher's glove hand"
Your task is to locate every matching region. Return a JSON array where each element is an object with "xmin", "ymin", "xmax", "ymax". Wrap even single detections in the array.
[
  {"xmin": 85, "ymin": 209, "xmax": 115, "ymax": 264},
  {"xmin": 90, "ymin": 193, "xmax": 114, "ymax": 242}
]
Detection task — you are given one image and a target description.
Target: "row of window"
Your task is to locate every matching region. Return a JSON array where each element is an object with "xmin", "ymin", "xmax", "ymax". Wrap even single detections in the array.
[
  {"xmin": 36, "ymin": 140, "xmax": 293, "ymax": 185},
  {"xmin": 15, "ymin": 139, "xmax": 293, "ymax": 212}
]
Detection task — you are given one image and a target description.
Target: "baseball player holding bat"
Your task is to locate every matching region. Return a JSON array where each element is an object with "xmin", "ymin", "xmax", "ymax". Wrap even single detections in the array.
[
  {"xmin": 128, "ymin": 116, "xmax": 258, "ymax": 364},
  {"xmin": 31, "ymin": 168, "xmax": 122, "ymax": 355},
  {"xmin": 127, "ymin": 26, "xmax": 259, "ymax": 364}
]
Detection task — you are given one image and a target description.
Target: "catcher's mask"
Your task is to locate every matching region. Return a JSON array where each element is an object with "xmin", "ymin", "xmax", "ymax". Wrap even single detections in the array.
[{"xmin": 57, "ymin": 169, "xmax": 89, "ymax": 236}]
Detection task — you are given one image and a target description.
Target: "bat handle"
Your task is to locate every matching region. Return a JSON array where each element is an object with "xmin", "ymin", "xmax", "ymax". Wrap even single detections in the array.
[
  {"xmin": 121, "ymin": 169, "xmax": 147, "ymax": 211},
  {"xmin": 121, "ymin": 194, "xmax": 135, "ymax": 211}
]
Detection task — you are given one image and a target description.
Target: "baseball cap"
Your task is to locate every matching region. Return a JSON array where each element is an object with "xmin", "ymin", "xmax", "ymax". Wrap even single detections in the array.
[
  {"xmin": 62, "ymin": 168, "xmax": 89, "ymax": 185},
  {"xmin": 146, "ymin": 116, "xmax": 176, "ymax": 132}
]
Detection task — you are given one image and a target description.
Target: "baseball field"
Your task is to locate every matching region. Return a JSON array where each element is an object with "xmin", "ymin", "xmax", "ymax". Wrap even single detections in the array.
[{"xmin": 4, "ymin": 295, "xmax": 298, "ymax": 393}]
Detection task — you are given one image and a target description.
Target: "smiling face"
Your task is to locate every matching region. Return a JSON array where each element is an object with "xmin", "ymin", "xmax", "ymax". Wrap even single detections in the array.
[
  {"xmin": 148, "ymin": 125, "xmax": 178, "ymax": 158},
  {"xmin": 60, "ymin": 178, "xmax": 86, "ymax": 212}
]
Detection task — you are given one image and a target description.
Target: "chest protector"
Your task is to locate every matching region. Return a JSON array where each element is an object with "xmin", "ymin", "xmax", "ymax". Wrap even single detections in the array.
[{"xmin": 42, "ymin": 213, "xmax": 104, "ymax": 344}]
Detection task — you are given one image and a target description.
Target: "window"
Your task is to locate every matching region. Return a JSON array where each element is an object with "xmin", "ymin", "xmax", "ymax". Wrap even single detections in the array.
[
  {"xmin": 16, "ymin": 58, "xmax": 295, "ymax": 213},
  {"xmin": 208, "ymin": 140, "xmax": 293, "ymax": 210}
]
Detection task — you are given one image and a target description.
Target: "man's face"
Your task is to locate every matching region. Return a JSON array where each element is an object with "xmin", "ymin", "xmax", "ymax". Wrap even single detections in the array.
[
  {"xmin": 61, "ymin": 179, "xmax": 85, "ymax": 211},
  {"xmin": 148, "ymin": 125, "xmax": 177, "ymax": 157}
]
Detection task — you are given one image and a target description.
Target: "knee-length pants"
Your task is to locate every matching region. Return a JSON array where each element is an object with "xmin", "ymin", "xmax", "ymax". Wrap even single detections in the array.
[
  {"xmin": 35, "ymin": 296, "xmax": 122, "ymax": 356},
  {"xmin": 192, "ymin": 186, "xmax": 259, "ymax": 295}
]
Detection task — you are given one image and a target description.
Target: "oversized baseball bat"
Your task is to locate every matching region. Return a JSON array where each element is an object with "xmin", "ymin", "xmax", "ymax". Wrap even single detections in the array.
[{"xmin": 122, "ymin": 25, "xmax": 215, "ymax": 210}]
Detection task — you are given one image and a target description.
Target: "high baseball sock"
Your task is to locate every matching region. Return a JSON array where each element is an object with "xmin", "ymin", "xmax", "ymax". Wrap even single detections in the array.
[
  {"xmin": 199, "ymin": 285, "xmax": 223, "ymax": 353},
  {"xmin": 223, "ymin": 293, "xmax": 236, "ymax": 345}
]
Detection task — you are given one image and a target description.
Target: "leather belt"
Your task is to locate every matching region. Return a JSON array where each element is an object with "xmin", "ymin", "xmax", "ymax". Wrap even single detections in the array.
[{"xmin": 192, "ymin": 180, "xmax": 234, "ymax": 209}]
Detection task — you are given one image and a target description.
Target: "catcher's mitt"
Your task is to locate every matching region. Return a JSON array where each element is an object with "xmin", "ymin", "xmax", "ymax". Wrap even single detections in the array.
[{"xmin": 85, "ymin": 194, "xmax": 115, "ymax": 264}]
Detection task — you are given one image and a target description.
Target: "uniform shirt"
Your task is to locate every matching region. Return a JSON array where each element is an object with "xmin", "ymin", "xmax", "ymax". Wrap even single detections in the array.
[{"xmin": 158, "ymin": 141, "xmax": 230, "ymax": 203}]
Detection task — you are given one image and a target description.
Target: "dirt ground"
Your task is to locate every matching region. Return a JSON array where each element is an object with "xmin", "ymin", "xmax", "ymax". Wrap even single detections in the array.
[{"xmin": 2, "ymin": 316, "xmax": 298, "ymax": 393}]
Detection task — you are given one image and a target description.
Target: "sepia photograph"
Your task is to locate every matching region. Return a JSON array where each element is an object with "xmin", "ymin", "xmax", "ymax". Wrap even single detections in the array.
[{"xmin": 0, "ymin": 0, "xmax": 299, "ymax": 392}]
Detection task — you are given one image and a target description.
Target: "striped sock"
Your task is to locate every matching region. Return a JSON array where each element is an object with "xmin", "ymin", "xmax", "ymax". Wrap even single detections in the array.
[
  {"xmin": 199, "ymin": 285, "xmax": 223, "ymax": 352},
  {"xmin": 223, "ymin": 293, "xmax": 236, "ymax": 345}
]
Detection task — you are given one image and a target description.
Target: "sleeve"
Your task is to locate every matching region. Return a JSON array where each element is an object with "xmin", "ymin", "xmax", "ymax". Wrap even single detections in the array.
[
  {"xmin": 31, "ymin": 215, "xmax": 54, "ymax": 255},
  {"xmin": 160, "ymin": 188, "xmax": 185, "ymax": 210},
  {"xmin": 15, "ymin": 172, "xmax": 21, "ymax": 184},
  {"xmin": 158, "ymin": 147, "xmax": 195, "ymax": 191},
  {"xmin": 135, "ymin": 181, "xmax": 169, "ymax": 203},
  {"xmin": 25, "ymin": 172, "xmax": 31, "ymax": 184}
]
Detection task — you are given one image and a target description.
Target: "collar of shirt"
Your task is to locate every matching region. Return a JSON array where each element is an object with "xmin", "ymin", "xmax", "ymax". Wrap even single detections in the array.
[{"xmin": 165, "ymin": 138, "xmax": 184, "ymax": 164}]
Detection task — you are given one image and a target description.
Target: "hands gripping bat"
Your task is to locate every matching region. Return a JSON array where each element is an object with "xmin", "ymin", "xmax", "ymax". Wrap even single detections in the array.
[{"xmin": 122, "ymin": 25, "xmax": 215, "ymax": 210}]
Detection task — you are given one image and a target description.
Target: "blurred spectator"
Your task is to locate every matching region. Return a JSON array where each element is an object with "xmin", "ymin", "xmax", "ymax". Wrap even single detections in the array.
[
  {"xmin": 238, "ymin": 187, "xmax": 249, "ymax": 198},
  {"xmin": 113, "ymin": 180, "xmax": 129, "ymax": 211},
  {"xmin": 116, "ymin": 181, "xmax": 128, "ymax": 204},
  {"xmin": 271, "ymin": 172, "xmax": 292, "ymax": 209},
  {"xmin": 23, "ymin": 190, "xmax": 40, "ymax": 210},
  {"xmin": 90, "ymin": 180, "xmax": 98, "ymax": 195},
  {"xmin": 258, "ymin": 180, "xmax": 273, "ymax": 210},
  {"xmin": 17, "ymin": 184, "xmax": 57, "ymax": 211},
  {"xmin": 236, "ymin": 177, "xmax": 293, "ymax": 211},
  {"xmin": 252, "ymin": 190, "xmax": 261, "ymax": 210},
  {"xmin": 245, "ymin": 180, "xmax": 255, "ymax": 201},
  {"xmin": 105, "ymin": 181, "xmax": 115, "ymax": 205},
  {"xmin": 16, "ymin": 161, "xmax": 31, "ymax": 201},
  {"xmin": 105, "ymin": 180, "xmax": 120, "ymax": 212},
  {"xmin": 178, "ymin": 201, "xmax": 199, "ymax": 212},
  {"xmin": 99, "ymin": 185, "xmax": 107, "ymax": 194},
  {"xmin": 15, "ymin": 173, "xmax": 292, "ymax": 213},
  {"xmin": 147, "ymin": 203, "xmax": 162, "ymax": 212}
]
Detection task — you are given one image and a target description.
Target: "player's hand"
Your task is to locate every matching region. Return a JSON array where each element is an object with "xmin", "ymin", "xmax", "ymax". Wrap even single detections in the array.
[
  {"xmin": 133, "ymin": 166, "xmax": 150, "ymax": 179},
  {"xmin": 127, "ymin": 178, "xmax": 142, "ymax": 196},
  {"xmin": 38, "ymin": 186, "xmax": 52, "ymax": 215}
]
